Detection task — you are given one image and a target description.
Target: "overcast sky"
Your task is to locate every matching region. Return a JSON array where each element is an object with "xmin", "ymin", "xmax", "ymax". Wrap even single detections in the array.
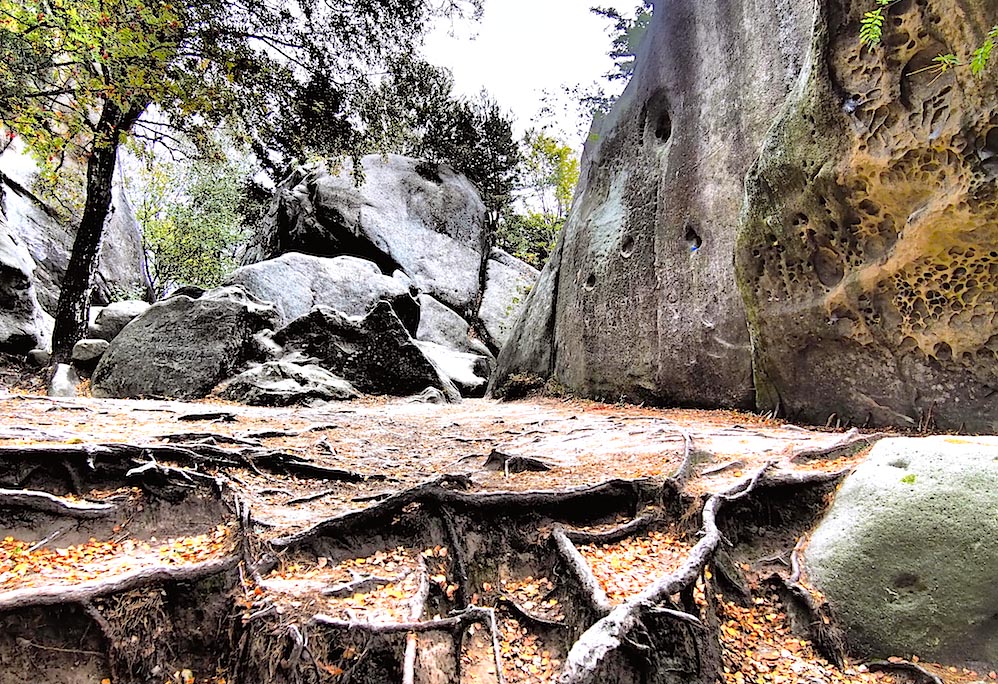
[{"xmin": 422, "ymin": 0, "xmax": 639, "ymax": 146}]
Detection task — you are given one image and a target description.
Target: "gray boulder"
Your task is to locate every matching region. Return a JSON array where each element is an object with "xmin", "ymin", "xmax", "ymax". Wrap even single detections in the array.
[
  {"xmin": 225, "ymin": 253, "xmax": 418, "ymax": 332},
  {"xmin": 48, "ymin": 363, "xmax": 81, "ymax": 398},
  {"xmin": 218, "ymin": 361, "xmax": 358, "ymax": 406},
  {"xmin": 416, "ymin": 294, "xmax": 492, "ymax": 358},
  {"xmin": 805, "ymin": 436, "xmax": 998, "ymax": 665},
  {"xmin": 89, "ymin": 300, "xmax": 150, "ymax": 341},
  {"xmin": 415, "ymin": 340, "xmax": 489, "ymax": 397},
  {"xmin": 92, "ymin": 286, "xmax": 279, "ymax": 399},
  {"xmin": 273, "ymin": 301, "xmax": 461, "ymax": 402},
  {"xmin": 0, "ymin": 152, "xmax": 149, "ymax": 311},
  {"xmin": 0, "ymin": 225, "xmax": 51, "ymax": 354},
  {"xmin": 242, "ymin": 155, "xmax": 489, "ymax": 315},
  {"xmin": 71, "ymin": 338, "xmax": 110, "ymax": 370},
  {"xmin": 478, "ymin": 249, "xmax": 539, "ymax": 350}
]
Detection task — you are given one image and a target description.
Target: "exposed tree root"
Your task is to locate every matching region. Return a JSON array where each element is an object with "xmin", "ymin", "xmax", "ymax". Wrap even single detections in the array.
[
  {"xmin": 789, "ymin": 428, "xmax": 885, "ymax": 463},
  {"xmin": 551, "ymin": 526, "xmax": 613, "ymax": 618},
  {"xmin": 562, "ymin": 512, "xmax": 660, "ymax": 545},
  {"xmin": 0, "ymin": 487, "xmax": 120, "ymax": 518},
  {"xmin": 0, "ymin": 556, "xmax": 237, "ymax": 611},
  {"xmin": 868, "ymin": 660, "xmax": 945, "ymax": 684}
]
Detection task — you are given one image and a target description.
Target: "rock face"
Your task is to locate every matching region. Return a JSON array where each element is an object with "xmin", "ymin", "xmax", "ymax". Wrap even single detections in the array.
[
  {"xmin": 414, "ymin": 340, "xmax": 490, "ymax": 397},
  {"xmin": 739, "ymin": 1, "xmax": 998, "ymax": 432},
  {"xmin": 415, "ymin": 294, "xmax": 491, "ymax": 358},
  {"xmin": 242, "ymin": 155, "xmax": 490, "ymax": 315},
  {"xmin": 0, "ymin": 223, "xmax": 51, "ymax": 354},
  {"xmin": 273, "ymin": 302, "xmax": 461, "ymax": 402},
  {"xmin": 495, "ymin": 0, "xmax": 998, "ymax": 431},
  {"xmin": 479, "ymin": 249, "xmax": 539, "ymax": 349},
  {"xmin": 0, "ymin": 157, "xmax": 149, "ymax": 312},
  {"xmin": 219, "ymin": 361, "xmax": 359, "ymax": 406},
  {"xmin": 494, "ymin": 0, "xmax": 814, "ymax": 406},
  {"xmin": 92, "ymin": 287, "xmax": 279, "ymax": 399},
  {"xmin": 89, "ymin": 300, "xmax": 150, "ymax": 341},
  {"xmin": 225, "ymin": 253, "xmax": 418, "ymax": 332},
  {"xmin": 805, "ymin": 436, "xmax": 998, "ymax": 665}
]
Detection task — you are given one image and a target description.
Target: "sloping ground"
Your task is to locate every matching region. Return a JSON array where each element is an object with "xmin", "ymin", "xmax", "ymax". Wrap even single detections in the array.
[{"xmin": 0, "ymin": 394, "xmax": 986, "ymax": 683}]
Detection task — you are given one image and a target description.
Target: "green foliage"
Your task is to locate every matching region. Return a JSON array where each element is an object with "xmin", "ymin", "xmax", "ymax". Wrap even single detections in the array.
[
  {"xmin": 860, "ymin": 0, "xmax": 892, "ymax": 47},
  {"xmin": 132, "ymin": 154, "xmax": 249, "ymax": 297},
  {"xmin": 497, "ymin": 212, "xmax": 562, "ymax": 270},
  {"xmin": 971, "ymin": 26, "xmax": 998, "ymax": 75},
  {"xmin": 497, "ymin": 130, "xmax": 580, "ymax": 269},
  {"xmin": 590, "ymin": 2, "xmax": 653, "ymax": 81},
  {"xmin": 901, "ymin": 473, "xmax": 917, "ymax": 484},
  {"xmin": 861, "ymin": 2, "xmax": 995, "ymax": 77}
]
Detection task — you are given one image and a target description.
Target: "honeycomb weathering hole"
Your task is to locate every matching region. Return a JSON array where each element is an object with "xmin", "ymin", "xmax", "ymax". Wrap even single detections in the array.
[
  {"xmin": 620, "ymin": 235, "xmax": 635, "ymax": 258},
  {"xmin": 584, "ymin": 274, "xmax": 597, "ymax": 291},
  {"xmin": 655, "ymin": 112, "xmax": 672, "ymax": 142}
]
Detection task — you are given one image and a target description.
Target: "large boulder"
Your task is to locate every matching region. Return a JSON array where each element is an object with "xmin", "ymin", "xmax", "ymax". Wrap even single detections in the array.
[
  {"xmin": 493, "ymin": 0, "xmax": 814, "ymax": 406},
  {"xmin": 0, "ymin": 224, "xmax": 51, "ymax": 354},
  {"xmin": 92, "ymin": 287, "xmax": 279, "ymax": 399},
  {"xmin": 241, "ymin": 155, "xmax": 489, "ymax": 315},
  {"xmin": 218, "ymin": 361, "xmax": 359, "ymax": 406},
  {"xmin": 273, "ymin": 302, "xmax": 461, "ymax": 402},
  {"xmin": 738, "ymin": 1, "xmax": 998, "ymax": 431},
  {"xmin": 478, "ymin": 249, "xmax": 539, "ymax": 350},
  {"xmin": 0, "ymin": 150, "xmax": 149, "ymax": 311},
  {"xmin": 414, "ymin": 340, "xmax": 490, "ymax": 397},
  {"xmin": 224, "ymin": 253, "xmax": 418, "ymax": 332},
  {"xmin": 89, "ymin": 300, "xmax": 150, "ymax": 341},
  {"xmin": 805, "ymin": 436, "xmax": 998, "ymax": 665},
  {"xmin": 416, "ymin": 294, "xmax": 491, "ymax": 358}
]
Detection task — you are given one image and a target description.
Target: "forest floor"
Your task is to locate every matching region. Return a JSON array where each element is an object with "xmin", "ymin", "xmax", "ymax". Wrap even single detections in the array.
[{"xmin": 0, "ymin": 375, "xmax": 990, "ymax": 684}]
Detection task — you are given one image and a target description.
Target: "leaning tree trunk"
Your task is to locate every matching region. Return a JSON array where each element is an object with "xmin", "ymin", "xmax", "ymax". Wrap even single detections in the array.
[{"xmin": 50, "ymin": 101, "xmax": 145, "ymax": 362}]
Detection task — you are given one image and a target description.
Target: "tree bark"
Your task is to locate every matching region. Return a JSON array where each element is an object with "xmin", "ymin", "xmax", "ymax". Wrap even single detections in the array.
[{"xmin": 50, "ymin": 100, "xmax": 146, "ymax": 361}]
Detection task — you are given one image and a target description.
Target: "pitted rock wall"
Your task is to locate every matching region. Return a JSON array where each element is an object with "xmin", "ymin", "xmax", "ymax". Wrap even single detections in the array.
[
  {"xmin": 739, "ymin": 0, "xmax": 998, "ymax": 431},
  {"xmin": 494, "ymin": 0, "xmax": 815, "ymax": 407}
]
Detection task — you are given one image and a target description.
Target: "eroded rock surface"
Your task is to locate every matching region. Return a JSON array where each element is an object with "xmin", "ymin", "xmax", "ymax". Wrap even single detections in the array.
[
  {"xmin": 0, "ymin": 224, "xmax": 51, "ymax": 354},
  {"xmin": 739, "ymin": 1, "xmax": 998, "ymax": 432},
  {"xmin": 225, "ymin": 252, "xmax": 419, "ymax": 332},
  {"xmin": 273, "ymin": 302, "xmax": 461, "ymax": 402},
  {"xmin": 218, "ymin": 360, "xmax": 359, "ymax": 406},
  {"xmin": 805, "ymin": 436, "xmax": 998, "ymax": 665},
  {"xmin": 242, "ymin": 155, "xmax": 489, "ymax": 315},
  {"xmin": 494, "ymin": 0, "xmax": 814, "ymax": 407},
  {"xmin": 92, "ymin": 287, "xmax": 279, "ymax": 399}
]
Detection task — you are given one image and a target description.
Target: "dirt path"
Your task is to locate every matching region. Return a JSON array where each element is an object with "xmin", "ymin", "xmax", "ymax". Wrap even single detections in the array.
[{"xmin": 0, "ymin": 394, "xmax": 977, "ymax": 684}]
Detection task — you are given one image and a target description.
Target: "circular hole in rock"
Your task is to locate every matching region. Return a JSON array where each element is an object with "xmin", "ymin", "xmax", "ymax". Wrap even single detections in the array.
[
  {"xmin": 655, "ymin": 111, "xmax": 672, "ymax": 143},
  {"xmin": 584, "ymin": 274, "xmax": 597, "ymax": 291},
  {"xmin": 620, "ymin": 235, "xmax": 635, "ymax": 259}
]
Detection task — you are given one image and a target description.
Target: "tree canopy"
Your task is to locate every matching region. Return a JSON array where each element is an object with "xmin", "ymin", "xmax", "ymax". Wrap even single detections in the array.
[{"xmin": 0, "ymin": 0, "xmax": 480, "ymax": 358}]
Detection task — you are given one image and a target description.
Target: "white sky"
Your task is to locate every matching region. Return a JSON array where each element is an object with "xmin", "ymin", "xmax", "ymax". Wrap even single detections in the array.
[{"xmin": 422, "ymin": 0, "xmax": 638, "ymax": 146}]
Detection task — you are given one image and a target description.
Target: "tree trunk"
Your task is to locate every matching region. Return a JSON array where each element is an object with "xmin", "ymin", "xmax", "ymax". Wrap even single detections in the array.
[{"xmin": 50, "ymin": 101, "xmax": 145, "ymax": 362}]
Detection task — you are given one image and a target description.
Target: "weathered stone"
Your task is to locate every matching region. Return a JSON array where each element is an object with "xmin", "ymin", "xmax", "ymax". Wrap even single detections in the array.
[
  {"xmin": 225, "ymin": 252, "xmax": 418, "ymax": 332},
  {"xmin": 48, "ymin": 363, "xmax": 81, "ymax": 398},
  {"xmin": 415, "ymin": 340, "xmax": 489, "ymax": 397},
  {"xmin": 218, "ymin": 361, "xmax": 358, "ymax": 406},
  {"xmin": 273, "ymin": 302, "xmax": 461, "ymax": 402},
  {"xmin": 0, "ymin": 224, "xmax": 51, "ymax": 354},
  {"xmin": 805, "ymin": 436, "xmax": 998, "ymax": 665},
  {"xmin": 71, "ymin": 338, "xmax": 110, "ymax": 366},
  {"xmin": 242, "ymin": 155, "xmax": 489, "ymax": 315},
  {"xmin": 407, "ymin": 387, "xmax": 448, "ymax": 404},
  {"xmin": 0, "ymin": 148, "xmax": 149, "ymax": 311},
  {"xmin": 92, "ymin": 286, "xmax": 279, "ymax": 399},
  {"xmin": 416, "ymin": 294, "xmax": 491, "ymax": 358},
  {"xmin": 89, "ymin": 300, "xmax": 150, "ymax": 341},
  {"xmin": 738, "ymin": 1, "xmax": 998, "ymax": 432},
  {"xmin": 493, "ymin": 0, "xmax": 813, "ymax": 405},
  {"xmin": 27, "ymin": 349, "xmax": 50, "ymax": 367},
  {"xmin": 478, "ymin": 249, "xmax": 538, "ymax": 350}
]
